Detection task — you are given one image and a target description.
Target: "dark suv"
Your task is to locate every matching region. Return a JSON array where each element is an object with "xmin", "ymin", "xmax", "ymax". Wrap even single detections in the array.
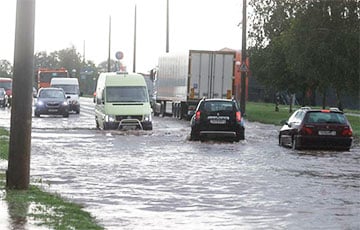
[
  {"xmin": 279, "ymin": 107, "xmax": 353, "ymax": 150},
  {"xmin": 190, "ymin": 98, "xmax": 245, "ymax": 142}
]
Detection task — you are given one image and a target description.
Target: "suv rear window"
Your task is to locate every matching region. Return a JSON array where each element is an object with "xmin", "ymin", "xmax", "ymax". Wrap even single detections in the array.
[
  {"xmin": 305, "ymin": 112, "xmax": 347, "ymax": 124},
  {"xmin": 202, "ymin": 101, "xmax": 234, "ymax": 113}
]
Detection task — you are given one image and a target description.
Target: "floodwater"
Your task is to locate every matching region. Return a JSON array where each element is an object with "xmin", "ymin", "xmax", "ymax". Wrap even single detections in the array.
[{"xmin": 0, "ymin": 98, "xmax": 359, "ymax": 229}]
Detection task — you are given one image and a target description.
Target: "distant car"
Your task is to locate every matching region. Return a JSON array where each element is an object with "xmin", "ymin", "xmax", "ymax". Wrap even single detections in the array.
[
  {"xmin": 190, "ymin": 98, "xmax": 245, "ymax": 142},
  {"xmin": 34, "ymin": 87, "xmax": 70, "ymax": 118},
  {"xmin": 279, "ymin": 107, "xmax": 353, "ymax": 151},
  {"xmin": 0, "ymin": 88, "xmax": 8, "ymax": 107}
]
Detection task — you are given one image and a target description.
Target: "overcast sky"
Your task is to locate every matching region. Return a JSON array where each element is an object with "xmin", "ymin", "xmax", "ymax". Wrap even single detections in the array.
[{"xmin": 0, "ymin": 0, "xmax": 245, "ymax": 73}]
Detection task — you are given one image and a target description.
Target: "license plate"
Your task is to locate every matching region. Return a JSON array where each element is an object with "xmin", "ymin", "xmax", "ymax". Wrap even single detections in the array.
[
  {"xmin": 48, "ymin": 109, "xmax": 58, "ymax": 112},
  {"xmin": 210, "ymin": 119, "xmax": 226, "ymax": 124},
  {"xmin": 318, "ymin": 130, "xmax": 336, "ymax": 136}
]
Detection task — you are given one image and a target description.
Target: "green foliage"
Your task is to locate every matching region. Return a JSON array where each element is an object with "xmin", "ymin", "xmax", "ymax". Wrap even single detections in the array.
[
  {"xmin": 249, "ymin": 0, "xmax": 360, "ymax": 107},
  {"xmin": 0, "ymin": 59, "xmax": 13, "ymax": 78}
]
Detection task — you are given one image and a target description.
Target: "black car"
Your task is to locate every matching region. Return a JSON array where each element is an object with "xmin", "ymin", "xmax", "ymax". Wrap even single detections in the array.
[
  {"xmin": 279, "ymin": 107, "xmax": 353, "ymax": 151},
  {"xmin": 190, "ymin": 98, "xmax": 245, "ymax": 142},
  {"xmin": 34, "ymin": 88, "xmax": 70, "ymax": 118}
]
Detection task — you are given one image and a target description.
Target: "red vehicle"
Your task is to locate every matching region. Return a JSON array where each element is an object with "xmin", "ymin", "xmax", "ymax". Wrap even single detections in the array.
[
  {"xmin": 37, "ymin": 68, "xmax": 69, "ymax": 89},
  {"xmin": 279, "ymin": 107, "xmax": 353, "ymax": 151}
]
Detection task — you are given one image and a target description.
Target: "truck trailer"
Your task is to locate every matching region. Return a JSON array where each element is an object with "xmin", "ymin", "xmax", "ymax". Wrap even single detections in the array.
[{"xmin": 152, "ymin": 49, "xmax": 248, "ymax": 120}]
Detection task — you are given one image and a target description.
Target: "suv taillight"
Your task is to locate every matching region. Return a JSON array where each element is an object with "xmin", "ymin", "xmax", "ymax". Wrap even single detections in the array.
[
  {"xmin": 342, "ymin": 126, "xmax": 353, "ymax": 137},
  {"xmin": 195, "ymin": 111, "xmax": 201, "ymax": 120},
  {"xmin": 236, "ymin": 111, "xmax": 241, "ymax": 122}
]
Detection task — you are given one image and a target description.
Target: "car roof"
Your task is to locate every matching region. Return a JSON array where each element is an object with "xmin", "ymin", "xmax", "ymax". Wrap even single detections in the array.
[{"xmin": 201, "ymin": 98, "xmax": 235, "ymax": 102}]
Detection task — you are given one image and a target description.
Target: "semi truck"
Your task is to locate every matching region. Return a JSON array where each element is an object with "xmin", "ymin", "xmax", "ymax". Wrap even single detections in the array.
[{"xmin": 152, "ymin": 49, "xmax": 248, "ymax": 120}]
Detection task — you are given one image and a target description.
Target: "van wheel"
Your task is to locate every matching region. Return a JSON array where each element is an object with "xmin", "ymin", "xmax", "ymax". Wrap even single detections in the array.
[{"xmin": 63, "ymin": 112, "xmax": 69, "ymax": 118}]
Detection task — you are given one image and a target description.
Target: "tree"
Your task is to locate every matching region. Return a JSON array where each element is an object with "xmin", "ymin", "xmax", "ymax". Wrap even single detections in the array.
[
  {"xmin": 0, "ymin": 59, "xmax": 13, "ymax": 78},
  {"xmin": 249, "ymin": 0, "xmax": 359, "ymax": 108}
]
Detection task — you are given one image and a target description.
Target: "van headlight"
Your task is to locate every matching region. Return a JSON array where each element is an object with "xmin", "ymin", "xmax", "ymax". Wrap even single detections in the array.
[
  {"xmin": 62, "ymin": 101, "xmax": 68, "ymax": 106},
  {"xmin": 105, "ymin": 115, "xmax": 116, "ymax": 122},
  {"xmin": 144, "ymin": 114, "xmax": 152, "ymax": 122}
]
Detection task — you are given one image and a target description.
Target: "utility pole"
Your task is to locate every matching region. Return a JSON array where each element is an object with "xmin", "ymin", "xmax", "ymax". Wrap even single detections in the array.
[
  {"xmin": 133, "ymin": 4, "xmax": 137, "ymax": 73},
  {"xmin": 7, "ymin": 0, "xmax": 36, "ymax": 190},
  {"xmin": 107, "ymin": 15, "xmax": 111, "ymax": 72},
  {"xmin": 166, "ymin": 0, "xmax": 169, "ymax": 53},
  {"xmin": 240, "ymin": 0, "xmax": 247, "ymax": 116}
]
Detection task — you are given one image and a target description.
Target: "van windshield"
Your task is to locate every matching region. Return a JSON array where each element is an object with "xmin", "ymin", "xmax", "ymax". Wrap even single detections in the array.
[
  {"xmin": 106, "ymin": 86, "xmax": 148, "ymax": 103},
  {"xmin": 53, "ymin": 84, "xmax": 79, "ymax": 95}
]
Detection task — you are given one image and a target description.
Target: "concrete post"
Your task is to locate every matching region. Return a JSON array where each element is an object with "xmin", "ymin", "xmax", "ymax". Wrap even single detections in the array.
[{"xmin": 7, "ymin": 0, "xmax": 36, "ymax": 190}]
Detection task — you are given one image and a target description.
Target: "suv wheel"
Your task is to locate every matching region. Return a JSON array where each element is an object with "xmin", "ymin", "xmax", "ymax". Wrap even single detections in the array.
[{"xmin": 190, "ymin": 129, "xmax": 200, "ymax": 141}]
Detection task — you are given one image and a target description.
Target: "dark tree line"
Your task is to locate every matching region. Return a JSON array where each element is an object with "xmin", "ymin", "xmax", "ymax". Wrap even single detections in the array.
[{"xmin": 248, "ymin": 0, "xmax": 359, "ymax": 109}]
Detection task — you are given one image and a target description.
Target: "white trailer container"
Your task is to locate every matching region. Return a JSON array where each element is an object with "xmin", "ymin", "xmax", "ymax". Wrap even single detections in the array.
[{"xmin": 153, "ymin": 50, "xmax": 241, "ymax": 119}]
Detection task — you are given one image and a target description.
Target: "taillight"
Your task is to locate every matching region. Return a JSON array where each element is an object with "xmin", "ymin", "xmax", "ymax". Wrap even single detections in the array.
[
  {"xmin": 195, "ymin": 111, "xmax": 201, "ymax": 120},
  {"xmin": 300, "ymin": 125, "xmax": 313, "ymax": 135},
  {"xmin": 236, "ymin": 111, "xmax": 241, "ymax": 122},
  {"xmin": 342, "ymin": 126, "xmax": 353, "ymax": 137}
]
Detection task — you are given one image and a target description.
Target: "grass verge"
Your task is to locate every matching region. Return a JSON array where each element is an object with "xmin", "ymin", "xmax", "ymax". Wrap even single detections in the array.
[
  {"xmin": 0, "ymin": 127, "xmax": 103, "ymax": 229},
  {"xmin": 246, "ymin": 102, "xmax": 360, "ymax": 137},
  {"xmin": 0, "ymin": 128, "xmax": 9, "ymax": 160}
]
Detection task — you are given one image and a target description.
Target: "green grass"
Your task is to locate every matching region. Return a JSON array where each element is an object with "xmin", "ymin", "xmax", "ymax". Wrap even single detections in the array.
[
  {"xmin": 0, "ymin": 173, "xmax": 103, "ymax": 229},
  {"xmin": 0, "ymin": 128, "xmax": 9, "ymax": 160},
  {"xmin": 246, "ymin": 102, "xmax": 294, "ymax": 125},
  {"xmin": 246, "ymin": 102, "xmax": 360, "ymax": 137}
]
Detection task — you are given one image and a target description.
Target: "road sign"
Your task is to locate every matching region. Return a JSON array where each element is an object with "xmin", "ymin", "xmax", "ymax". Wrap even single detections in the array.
[
  {"xmin": 240, "ymin": 62, "xmax": 248, "ymax": 72},
  {"xmin": 115, "ymin": 51, "xmax": 124, "ymax": 60}
]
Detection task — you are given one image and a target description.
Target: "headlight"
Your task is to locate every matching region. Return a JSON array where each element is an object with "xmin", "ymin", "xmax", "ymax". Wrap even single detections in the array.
[
  {"xmin": 62, "ymin": 101, "xmax": 68, "ymax": 106},
  {"xmin": 36, "ymin": 101, "xmax": 44, "ymax": 106},
  {"xmin": 105, "ymin": 115, "xmax": 116, "ymax": 122},
  {"xmin": 144, "ymin": 114, "xmax": 152, "ymax": 122}
]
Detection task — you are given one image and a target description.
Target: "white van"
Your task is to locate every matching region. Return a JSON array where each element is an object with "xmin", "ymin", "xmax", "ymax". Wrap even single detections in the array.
[
  {"xmin": 50, "ymin": 78, "xmax": 80, "ymax": 113},
  {"xmin": 94, "ymin": 72, "xmax": 153, "ymax": 130}
]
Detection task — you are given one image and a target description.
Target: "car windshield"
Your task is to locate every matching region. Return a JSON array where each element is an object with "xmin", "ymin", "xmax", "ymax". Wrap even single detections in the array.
[
  {"xmin": 39, "ymin": 90, "xmax": 65, "ymax": 99},
  {"xmin": 202, "ymin": 101, "xmax": 234, "ymax": 113},
  {"xmin": 53, "ymin": 84, "xmax": 79, "ymax": 95},
  {"xmin": 305, "ymin": 112, "xmax": 347, "ymax": 124},
  {"xmin": 106, "ymin": 86, "xmax": 148, "ymax": 103}
]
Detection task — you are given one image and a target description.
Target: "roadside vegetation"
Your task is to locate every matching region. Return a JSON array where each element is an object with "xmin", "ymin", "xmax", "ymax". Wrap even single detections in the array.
[{"xmin": 0, "ymin": 128, "xmax": 103, "ymax": 229}]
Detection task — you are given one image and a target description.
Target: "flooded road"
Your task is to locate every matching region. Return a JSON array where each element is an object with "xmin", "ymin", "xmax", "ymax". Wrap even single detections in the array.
[{"xmin": 0, "ymin": 98, "xmax": 359, "ymax": 229}]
